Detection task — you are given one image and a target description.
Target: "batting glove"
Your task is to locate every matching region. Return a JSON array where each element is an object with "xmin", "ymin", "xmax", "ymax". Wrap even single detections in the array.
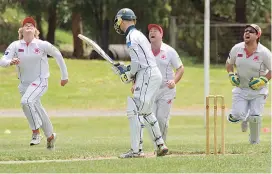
[
  {"xmin": 113, "ymin": 63, "xmax": 133, "ymax": 84},
  {"xmin": 228, "ymin": 72, "xmax": 240, "ymax": 87},
  {"xmin": 249, "ymin": 76, "xmax": 268, "ymax": 90}
]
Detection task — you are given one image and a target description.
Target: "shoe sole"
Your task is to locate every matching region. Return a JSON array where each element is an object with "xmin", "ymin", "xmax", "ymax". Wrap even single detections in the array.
[{"xmin": 157, "ymin": 148, "xmax": 169, "ymax": 157}]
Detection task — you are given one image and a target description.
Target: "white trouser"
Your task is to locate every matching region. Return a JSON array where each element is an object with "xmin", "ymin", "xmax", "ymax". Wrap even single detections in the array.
[
  {"xmin": 19, "ymin": 78, "xmax": 53, "ymax": 138},
  {"xmin": 133, "ymin": 67, "xmax": 162, "ymax": 115},
  {"xmin": 153, "ymin": 86, "xmax": 176, "ymax": 142},
  {"xmin": 230, "ymin": 87, "xmax": 268, "ymax": 120}
]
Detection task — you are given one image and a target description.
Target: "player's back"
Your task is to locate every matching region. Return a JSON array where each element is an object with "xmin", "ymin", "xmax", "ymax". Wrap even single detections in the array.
[{"xmin": 126, "ymin": 28, "xmax": 157, "ymax": 71}]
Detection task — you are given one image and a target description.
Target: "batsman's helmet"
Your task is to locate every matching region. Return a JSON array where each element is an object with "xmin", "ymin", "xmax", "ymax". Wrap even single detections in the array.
[{"xmin": 114, "ymin": 8, "xmax": 137, "ymax": 35}]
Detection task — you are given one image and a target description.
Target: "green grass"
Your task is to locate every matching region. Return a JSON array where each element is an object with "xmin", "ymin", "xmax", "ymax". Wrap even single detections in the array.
[
  {"xmin": 0, "ymin": 59, "xmax": 271, "ymax": 110},
  {"xmin": 0, "ymin": 116, "xmax": 271, "ymax": 173}
]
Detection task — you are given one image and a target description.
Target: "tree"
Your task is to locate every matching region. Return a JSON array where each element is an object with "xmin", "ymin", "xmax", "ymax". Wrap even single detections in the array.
[
  {"xmin": 71, "ymin": 12, "xmax": 83, "ymax": 58},
  {"xmin": 46, "ymin": 0, "xmax": 58, "ymax": 44}
]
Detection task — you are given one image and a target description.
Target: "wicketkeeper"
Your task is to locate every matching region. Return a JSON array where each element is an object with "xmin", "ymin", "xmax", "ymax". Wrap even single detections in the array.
[{"xmin": 226, "ymin": 24, "xmax": 271, "ymax": 144}]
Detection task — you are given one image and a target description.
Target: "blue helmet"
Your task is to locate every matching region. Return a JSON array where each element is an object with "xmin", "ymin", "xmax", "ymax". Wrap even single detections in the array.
[{"xmin": 114, "ymin": 8, "xmax": 137, "ymax": 35}]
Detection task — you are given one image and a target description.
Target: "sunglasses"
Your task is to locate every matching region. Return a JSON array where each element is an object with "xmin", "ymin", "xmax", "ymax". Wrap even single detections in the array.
[{"xmin": 244, "ymin": 29, "xmax": 256, "ymax": 34}]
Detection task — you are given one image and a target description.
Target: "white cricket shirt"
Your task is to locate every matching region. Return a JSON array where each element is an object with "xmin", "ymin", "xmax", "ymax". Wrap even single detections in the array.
[
  {"xmin": 154, "ymin": 43, "xmax": 183, "ymax": 86},
  {"xmin": 0, "ymin": 38, "xmax": 68, "ymax": 84},
  {"xmin": 227, "ymin": 42, "xmax": 271, "ymax": 88},
  {"xmin": 125, "ymin": 26, "xmax": 157, "ymax": 76}
]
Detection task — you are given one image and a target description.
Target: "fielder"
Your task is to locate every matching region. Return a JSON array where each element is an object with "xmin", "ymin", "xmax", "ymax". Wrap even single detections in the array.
[
  {"xmin": 0, "ymin": 17, "xmax": 69, "ymax": 149},
  {"xmin": 131, "ymin": 24, "xmax": 184, "ymax": 144},
  {"xmin": 113, "ymin": 8, "xmax": 168, "ymax": 158},
  {"xmin": 226, "ymin": 24, "xmax": 271, "ymax": 144}
]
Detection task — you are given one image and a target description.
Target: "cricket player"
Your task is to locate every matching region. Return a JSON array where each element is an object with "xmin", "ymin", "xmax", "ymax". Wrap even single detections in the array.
[
  {"xmin": 131, "ymin": 24, "xmax": 183, "ymax": 144},
  {"xmin": 226, "ymin": 24, "xmax": 271, "ymax": 144},
  {"xmin": 148, "ymin": 24, "xmax": 184, "ymax": 142},
  {"xmin": 113, "ymin": 8, "xmax": 168, "ymax": 158},
  {"xmin": 0, "ymin": 17, "xmax": 69, "ymax": 149}
]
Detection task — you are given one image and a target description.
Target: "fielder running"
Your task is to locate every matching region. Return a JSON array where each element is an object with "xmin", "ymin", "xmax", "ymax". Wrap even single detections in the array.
[
  {"xmin": 113, "ymin": 8, "xmax": 168, "ymax": 158},
  {"xmin": 226, "ymin": 24, "xmax": 271, "ymax": 144},
  {"xmin": 131, "ymin": 24, "xmax": 184, "ymax": 144},
  {"xmin": 0, "ymin": 17, "xmax": 69, "ymax": 149}
]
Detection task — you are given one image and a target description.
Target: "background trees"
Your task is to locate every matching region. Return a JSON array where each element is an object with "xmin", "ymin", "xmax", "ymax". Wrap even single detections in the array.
[{"xmin": 0, "ymin": 0, "xmax": 270, "ymax": 63}]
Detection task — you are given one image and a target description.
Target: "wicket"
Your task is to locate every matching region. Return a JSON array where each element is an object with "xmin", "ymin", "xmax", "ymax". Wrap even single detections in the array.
[{"xmin": 205, "ymin": 95, "xmax": 225, "ymax": 155}]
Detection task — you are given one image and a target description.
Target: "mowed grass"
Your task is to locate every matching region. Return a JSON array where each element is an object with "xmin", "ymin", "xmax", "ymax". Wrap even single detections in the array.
[
  {"xmin": 0, "ymin": 116, "xmax": 271, "ymax": 173},
  {"xmin": 1, "ymin": 58, "xmax": 271, "ymax": 110}
]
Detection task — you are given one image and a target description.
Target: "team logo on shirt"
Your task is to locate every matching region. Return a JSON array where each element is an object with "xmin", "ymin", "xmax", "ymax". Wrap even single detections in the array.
[
  {"xmin": 4, "ymin": 51, "xmax": 9, "ymax": 55},
  {"xmin": 34, "ymin": 48, "xmax": 40, "ymax": 54},
  {"xmin": 161, "ymin": 54, "xmax": 166, "ymax": 60},
  {"xmin": 18, "ymin": 49, "xmax": 24, "ymax": 52},
  {"xmin": 237, "ymin": 53, "xmax": 243, "ymax": 57},
  {"xmin": 253, "ymin": 56, "xmax": 259, "ymax": 61}
]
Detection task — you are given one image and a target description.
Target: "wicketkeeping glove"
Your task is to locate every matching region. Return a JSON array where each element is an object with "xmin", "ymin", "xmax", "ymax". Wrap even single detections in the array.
[
  {"xmin": 249, "ymin": 76, "xmax": 268, "ymax": 90},
  {"xmin": 228, "ymin": 72, "xmax": 240, "ymax": 86}
]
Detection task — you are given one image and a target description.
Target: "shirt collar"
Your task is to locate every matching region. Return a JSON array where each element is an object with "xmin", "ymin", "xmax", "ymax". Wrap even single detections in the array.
[
  {"xmin": 20, "ymin": 38, "xmax": 37, "ymax": 44},
  {"xmin": 125, "ymin": 25, "xmax": 136, "ymax": 37}
]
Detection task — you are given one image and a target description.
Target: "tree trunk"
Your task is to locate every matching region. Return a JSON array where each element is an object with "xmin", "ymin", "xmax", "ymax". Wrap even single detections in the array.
[
  {"xmin": 234, "ymin": 0, "xmax": 247, "ymax": 42},
  {"xmin": 72, "ymin": 12, "xmax": 83, "ymax": 58},
  {"xmin": 101, "ymin": 19, "xmax": 109, "ymax": 56},
  {"xmin": 35, "ymin": 14, "xmax": 44, "ymax": 40},
  {"xmin": 46, "ymin": 1, "xmax": 57, "ymax": 44}
]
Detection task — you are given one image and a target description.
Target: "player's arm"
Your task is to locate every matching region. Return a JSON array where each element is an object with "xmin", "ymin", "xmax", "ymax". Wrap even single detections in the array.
[
  {"xmin": 127, "ymin": 42, "xmax": 139, "ymax": 77},
  {"xmin": 263, "ymin": 51, "xmax": 272, "ymax": 81},
  {"xmin": 43, "ymin": 41, "xmax": 68, "ymax": 86},
  {"xmin": 0, "ymin": 42, "xmax": 18, "ymax": 67},
  {"xmin": 226, "ymin": 46, "xmax": 240, "ymax": 86},
  {"xmin": 249, "ymin": 50, "xmax": 272, "ymax": 90},
  {"xmin": 171, "ymin": 49, "xmax": 184, "ymax": 84},
  {"xmin": 174, "ymin": 65, "xmax": 184, "ymax": 84}
]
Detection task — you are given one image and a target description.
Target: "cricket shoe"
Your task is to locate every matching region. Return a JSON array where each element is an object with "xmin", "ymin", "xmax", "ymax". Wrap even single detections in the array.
[
  {"xmin": 119, "ymin": 149, "xmax": 145, "ymax": 158},
  {"xmin": 30, "ymin": 134, "xmax": 43, "ymax": 146},
  {"xmin": 156, "ymin": 144, "xmax": 168, "ymax": 157},
  {"xmin": 227, "ymin": 114, "xmax": 240, "ymax": 123},
  {"xmin": 241, "ymin": 121, "xmax": 248, "ymax": 132},
  {"xmin": 47, "ymin": 133, "xmax": 57, "ymax": 150}
]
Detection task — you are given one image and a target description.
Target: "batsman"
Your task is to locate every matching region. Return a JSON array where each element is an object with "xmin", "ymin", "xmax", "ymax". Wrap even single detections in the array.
[
  {"xmin": 226, "ymin": 24, "xmax": 271, "ymax": 144},
  {"xmin": 113, "ymin": 8, "xmax": 168, "ymax": 158}
]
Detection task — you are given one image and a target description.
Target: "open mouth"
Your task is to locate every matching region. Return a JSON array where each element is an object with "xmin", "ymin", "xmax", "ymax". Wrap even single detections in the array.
[
  {"xmin": 245, "ymin": 35, "xmax": 250, "ymax": 39},
  {"xmin": 150, "ymin": 36, "xmax": 155, "ymax": 39}
]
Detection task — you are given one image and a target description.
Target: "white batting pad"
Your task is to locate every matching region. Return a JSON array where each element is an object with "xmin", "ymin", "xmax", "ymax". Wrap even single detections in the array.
[
  {"xmin": 143, "ymin": 113, "xmax": 164, "ymax": 146},
  {"xmin": 248, "ymin": 116, "xmax": 262, "ymax": 144},
  {"xmin": 127, "ymin": 97, "xmax": 143, "ymax": 153}
]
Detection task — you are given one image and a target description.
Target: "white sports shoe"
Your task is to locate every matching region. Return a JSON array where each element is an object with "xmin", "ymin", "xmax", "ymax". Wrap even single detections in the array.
[
  {"xmin": 156, "ymin": 144, "xmax": 168, "ymax": 156},
  {"xmin": 30, "ymin": 134, "xmax": 42, "ymax": 146},
  {"xmin": 47, "ymin": 133, "xmax": 57, "ymax": 150},
  {"xmin": 241, "ymin": 121, "xmax": 248, "ymax": 132},
  {"xmin": 119, "ymin": 149, "xmax": 145, "ymax": 158}
]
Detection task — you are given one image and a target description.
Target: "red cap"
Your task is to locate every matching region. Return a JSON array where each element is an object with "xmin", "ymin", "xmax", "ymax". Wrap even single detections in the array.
[
  {"xmin": 148, "ymin": 24, "xmax": 163, "ymax": 36},
  {"xmin": 22, "ymin": 17, "xmax": 36, "ymax": 27}
]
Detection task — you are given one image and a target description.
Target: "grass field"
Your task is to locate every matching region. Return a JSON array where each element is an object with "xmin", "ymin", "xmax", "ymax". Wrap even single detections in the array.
[
  {"xmin": 0, "ymin": 116, "xmax": 271, "ymax": 173},
  {"xmin": 0, "ymin": 58, "xmax": 271, "ymax": 110}
]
